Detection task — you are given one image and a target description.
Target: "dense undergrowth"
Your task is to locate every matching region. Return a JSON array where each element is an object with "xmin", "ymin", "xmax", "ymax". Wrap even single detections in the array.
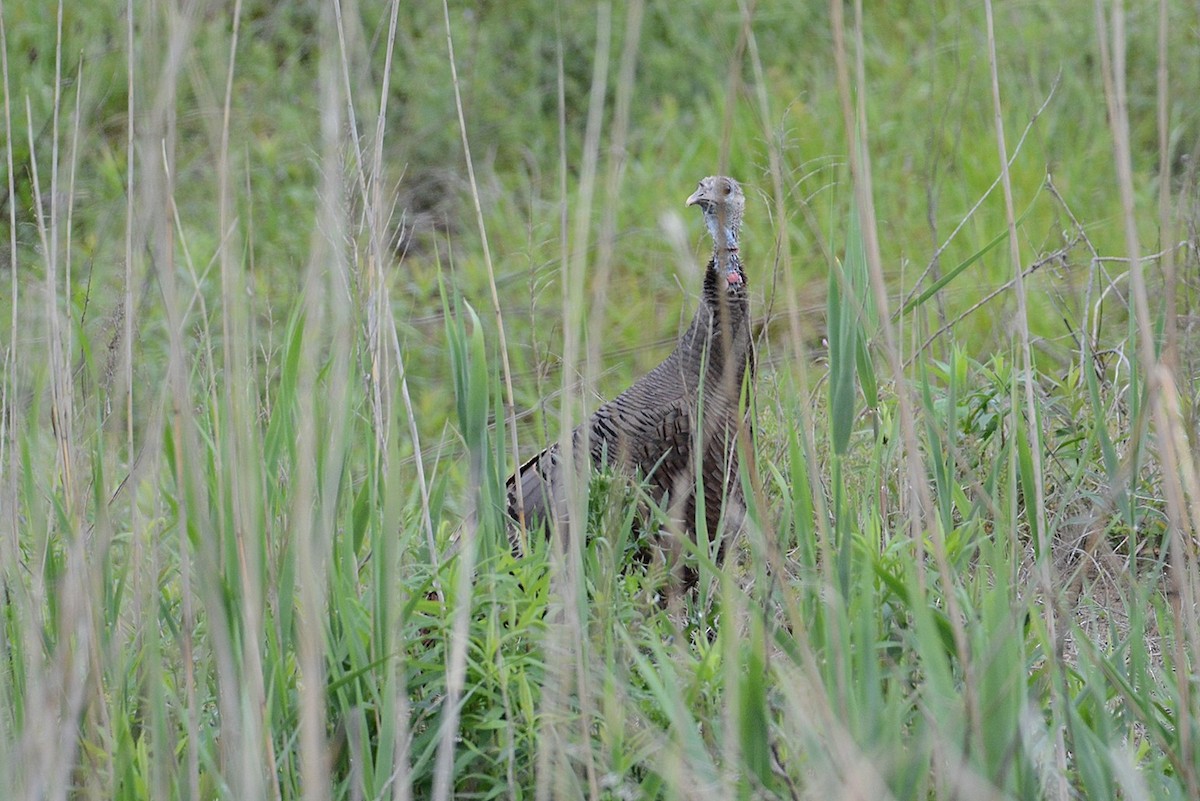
[{"xmin": 3, "ymin": 1, "xmax": 1199, "ymax": 799}]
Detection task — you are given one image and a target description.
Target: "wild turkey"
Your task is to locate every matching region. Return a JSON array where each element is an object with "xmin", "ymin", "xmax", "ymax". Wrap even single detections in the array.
[{"xmin": 505, "ymin": 176, "xmax": 754, "ymax": 565}]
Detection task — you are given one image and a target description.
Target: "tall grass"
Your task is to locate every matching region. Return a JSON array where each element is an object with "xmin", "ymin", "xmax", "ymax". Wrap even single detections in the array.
[{"xmin": 2, "ymin": 0, "xmax": 1198, "ymax": 799}]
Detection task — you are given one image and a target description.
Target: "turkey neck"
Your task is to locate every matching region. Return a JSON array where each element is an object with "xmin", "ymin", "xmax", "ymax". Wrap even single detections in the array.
[
  {"xmin": 674, "ymin": 233, "xmax": 750, "ymax": 395},
  {"xmin": 702, "ymin": 220, "xmax": 747, "ymax": 328},
  {"xmin": 703, "ymin": 249, "xmax": 746, "ymax": 305}
]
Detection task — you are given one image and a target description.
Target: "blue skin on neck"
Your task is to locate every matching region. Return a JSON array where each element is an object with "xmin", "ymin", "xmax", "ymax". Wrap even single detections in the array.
[{"xmin": 704, "ymin": 213, "xmax": 739, "ymax": 251}]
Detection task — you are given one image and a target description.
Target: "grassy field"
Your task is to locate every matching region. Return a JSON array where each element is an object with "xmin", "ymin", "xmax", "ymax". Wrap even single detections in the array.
[{"xmin": 3, "ymin": 0, "xmax": 1200, "ymax": 798}]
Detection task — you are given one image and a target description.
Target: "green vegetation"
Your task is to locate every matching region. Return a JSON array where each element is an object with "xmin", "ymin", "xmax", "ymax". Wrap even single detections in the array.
[{"xmin": 3, "ymin": 0, "xmax": 1198, "ymax": 798}]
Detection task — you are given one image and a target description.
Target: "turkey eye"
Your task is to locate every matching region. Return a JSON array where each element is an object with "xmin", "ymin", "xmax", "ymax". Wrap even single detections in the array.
[{"xmin": 723, "ymin": 184, "xmax": 731, "ymax": 195}]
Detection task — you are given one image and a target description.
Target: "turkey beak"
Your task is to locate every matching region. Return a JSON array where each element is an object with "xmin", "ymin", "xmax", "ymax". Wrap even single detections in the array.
[{"xmin": 686, "ymin": 186, "xmax": 709, "ymax": 208}]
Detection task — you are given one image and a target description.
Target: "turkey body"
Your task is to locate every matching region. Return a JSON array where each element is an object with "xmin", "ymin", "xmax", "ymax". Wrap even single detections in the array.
[{"xmin": 506, "ymin": 176, "xmax": 753, "ymax": 558}]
